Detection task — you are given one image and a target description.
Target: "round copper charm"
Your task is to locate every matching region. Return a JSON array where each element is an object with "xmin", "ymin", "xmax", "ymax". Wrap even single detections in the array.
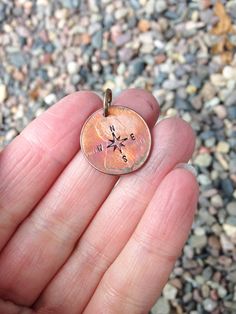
[{"xmin": 80, "ymin": 106, "xmax": 151, "ymax": 175}]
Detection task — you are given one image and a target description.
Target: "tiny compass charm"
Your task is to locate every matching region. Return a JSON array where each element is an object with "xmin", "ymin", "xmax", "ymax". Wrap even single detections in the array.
[{"xmin": 80, "ymin": 89, "xmax": 151, "ymax": 175}]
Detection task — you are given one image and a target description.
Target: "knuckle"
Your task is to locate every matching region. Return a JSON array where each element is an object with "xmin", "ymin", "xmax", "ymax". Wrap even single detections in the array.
[
  {"xmin": 78, "ymin": 238, "xmax": 111, "ymax": 273},
  {"xmin": 133, "ymin": 231, "xmax": 178, "ymax": 264}
]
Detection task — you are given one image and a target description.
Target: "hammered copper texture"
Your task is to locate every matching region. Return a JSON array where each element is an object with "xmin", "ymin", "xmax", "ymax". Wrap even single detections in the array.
[{"xmin": 80, "ymin": 106, "xmax": 151, "ymax": 175}]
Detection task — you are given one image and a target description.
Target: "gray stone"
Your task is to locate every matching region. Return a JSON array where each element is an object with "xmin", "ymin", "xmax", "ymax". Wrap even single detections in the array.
[
  {"xmin": 118, "ymin": 47, "xmax": 134, "ymax": 62},
  {"xmin": 198, "ymin": 174, "xmax": 211, "ymax": 186},
  {"xmin": 229, "ymin": 159, "xmax": 236, "ymax": 174},
  {"xmin": 129, "ymin": 58, "xmax": 146, "ymax": 76},
  {"xmin": 155, "ymin": 1, "xmax": 167, "ymax": 13},
  {"xmin": 162, "ymin": 80, "xmax": 180, "ymax": 90},
  {"xmin": 163, "ymin": 283, "xmax": 178, "ymax": 300},
  {"xmin": 211, "ymin": 194, "xmax": 223, "ymax": 208},
  {"xmin": 228, "ymin": 2, "xmax": 236, "ymax": 19},
  {"xmin": 59, "ymin": 0, "xmax": 80, "ymax": 8},
  {"xmin": 189, "ymin": 234, "xmax": 207, "ymax": 249},
  {"xmin": 226, "ymin": 216, "xmax": 236, "ymax": 227},
  {"xmin": 200, "ymin": 130, "xmax": 215, "ymax": 140},
  {"xmin": 227, "ymin": 106, "xmax": 236, "ymax": 120},
  {"xmin": 226, "ymin": 202, "xmax": 236, "ymax": 216},
  {"xmin": 221, "ymin": 179, "xmax": 234, "ymax": 197},
  {"xmin": 205, "ymin": 137, "xmax": 216, "ymax": 148},
  {"xmin": 203, "ymin": 299, "xmax": 217, "ymax": 312},
  {"xmin": 175, "ymin": 97, "xmax": 190, "ymax": 110},
  {"xmin": 92, "ymin": 29, "xmax": 103, "ymax": 49},
  {"xmin": 229, "ymin": 34, "xmax": 236, "ymax": 45},
  {"xmin": 190, "ymin": 76, "xmax": 202, "ymax": 89},
  {"xmin": 8, "ymin": 52, "xmax": 28, "ymax": 68},
  {"xmin": 114, "ymin": 32, "xmax": 131, "ymax": 47},
  {"xmin": 152, "ymin": 297, "xmax": 170, "ymax": 314},
  {"xmin": 202, "ymin": 266, "xmax": 213, "ymax": 281},
  {"xmin": 225, "ymin": 90, "xmax": 236, "ymax": 106},
  {"xmin": 0, "ymin": 3, "xmax": 6, "ymax": 22}
]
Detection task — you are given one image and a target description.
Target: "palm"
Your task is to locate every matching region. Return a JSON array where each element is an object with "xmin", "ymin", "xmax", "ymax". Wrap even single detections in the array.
[{"xmin": 0, "ymin": 89, "xmax": 198, "ymax": 314}]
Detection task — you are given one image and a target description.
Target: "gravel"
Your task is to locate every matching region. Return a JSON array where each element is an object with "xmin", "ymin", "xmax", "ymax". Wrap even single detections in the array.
[{"xmin": 0, "ymin": 1, "xmax": 235, "ymax": 313}]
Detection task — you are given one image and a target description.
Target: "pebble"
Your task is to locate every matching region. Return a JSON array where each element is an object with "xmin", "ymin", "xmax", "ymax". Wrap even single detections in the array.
[
  {"xmin": 151, "ymin": 297, "xmax": 170, "ymax": 314},
  {"xmin": 216, "ymin": 141, "xmax": 230, "ymax": 154},
  {"xmin": 225, "ymin": 91, "xmax": 236, "ymax": 107},
  {"xmin": 213, "ymin": 105, "xmax": 227, "ymax": 119},
  {"xmin": 44, "ymin": 93, "xmax": 57, "ymax": 106},
  {"xmin": 129, "ymin": 58, "xmax": 146, "ymax": 76},
  {"xmin": 198, "ymin": 174, "xmax": 211, "ymax": 186},
  {"xmin": 210, "ymin": 74, "xmax": 227, "ymax": 87},
  {"xmin": 186, "ymin": 85, "xmax": 197, "ymax": 94},
  {"xmin": 223, "ymin": 66, "xmax": 236, "ymax": 80},
  {"xmin": 163, "ymin": 283, "xmax": 178, "ymax": 300},
  {"xmin": 5, "ymin": 129, "xmax": 18, "ymax": 142},
  {"xmin": 8, "ymin": 52, "xmax": 28, "ymax": 68},
  {"xmin": 92, "ymin": 29, "xmax": 103, "ymax": 49},
  {"xmin": 114, "ymin": 8, "xmax": 128, "ymax": 20},
  {"xmin": 211, "ymin": 195, "xmax": 223, "ymax": 208},
  {"xmin": 59, "ymin": 0, "xmax": 80, "ymax": 8},
  {"xmin": 203, "ymin": 298, "xmax": 217, "ymax": 312},
  {"xmin": 114, "ymin": 32, "xmax": 131, "ymax": 47},
  {"xmin": 138, "ymin": 19, "xmax": 150, "ymax": 32},
  {"xmin": 189, "ymin": 234, "xmax": 207, "ymax": 249},
  {"xmin": 194, "ymin": 153, "xmax": 212, "ymax": 167},
  {"xmin": 201, "ymin": 82, "xmax": 216, "ymax": 101},
  {"xmin": 227, "ymin": 202, "xmax": 236, "ymax": 216},
  {"xmin": 220, "ymin": 234, "xmax": 234, "ymax": 251},
  {"xmin": 227, "ymin": 106, "xmax": 236, "ymax": 120},
  {"xmin": 0, "ymin": 84, "xmax": 7, "ymax": 102},
  {"xmin": 155, "ymin": 1, "xmax": 167, "ymax": 13},
  {"xmin": 221, "ymin": 179, "xmax": 234, "ymax": 197},
  {"xmin": 67, "ymin": 61, "xmax": 79, "ymax": 75}
]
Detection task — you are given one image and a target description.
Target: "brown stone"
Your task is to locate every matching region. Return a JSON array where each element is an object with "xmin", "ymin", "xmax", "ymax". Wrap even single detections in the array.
[{"xmin": 138, "ymin": 19, "xmax": 150, "ymax": 32}]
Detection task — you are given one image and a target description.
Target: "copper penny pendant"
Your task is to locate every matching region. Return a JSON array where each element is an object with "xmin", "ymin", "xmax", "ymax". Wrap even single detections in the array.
[{"xmin": 80, "ymin": 89, "xmax": 151, "ymax": 175}]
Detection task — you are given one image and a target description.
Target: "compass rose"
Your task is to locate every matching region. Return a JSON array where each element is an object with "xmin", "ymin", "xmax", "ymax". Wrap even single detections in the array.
[{"xmin": 107, "ymin": 126, "xmax": 128, "ymax": 154}]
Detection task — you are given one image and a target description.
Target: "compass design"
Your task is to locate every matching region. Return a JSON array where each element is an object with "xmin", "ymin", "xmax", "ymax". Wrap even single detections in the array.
[
  {"xmin": 80, "ymin": 106, "xmax": 151, "ymax": 175},
  {"xmin": 107, "ymin": 126, "xmax": 128, "ymax": 154}
]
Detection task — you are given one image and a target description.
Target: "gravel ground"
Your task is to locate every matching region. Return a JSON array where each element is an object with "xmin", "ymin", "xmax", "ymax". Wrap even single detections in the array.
[{"xmin": 0, "ymin": 0, "xmax": 236, "ymax": 313}]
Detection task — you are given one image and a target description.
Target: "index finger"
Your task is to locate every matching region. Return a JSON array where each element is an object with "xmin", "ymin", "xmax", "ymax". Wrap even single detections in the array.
[{"xmin": 0, "ymin": 91, "xmax": 102, "ymax": 251}]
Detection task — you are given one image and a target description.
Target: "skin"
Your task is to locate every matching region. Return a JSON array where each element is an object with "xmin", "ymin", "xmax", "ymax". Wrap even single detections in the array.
[{"xmin": 0, "ymin": 89, "xmax": 198, "ymax": 314}]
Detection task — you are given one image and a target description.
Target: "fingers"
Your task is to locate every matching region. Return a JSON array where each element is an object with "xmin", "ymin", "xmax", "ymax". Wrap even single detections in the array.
[
  {"xmin": 0, "ymin": 89, "xmax": 159, "ymax": 306},
  {"xmin": 84, "ymin": 168, "xmax": 198, "ymax": 314},
  {"xmin": 34, "ymin": 117, "xmax": 195, "ymax": 314},
  {"xmin": 0, "ymin": 91, "xmax": 102, "ymax": 251}
]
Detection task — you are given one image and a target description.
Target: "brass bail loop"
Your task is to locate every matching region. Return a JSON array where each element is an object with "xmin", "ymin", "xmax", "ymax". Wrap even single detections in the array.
[{"xmin": 103, "ymin": 88, "xmax": 112, "ymax": 117}]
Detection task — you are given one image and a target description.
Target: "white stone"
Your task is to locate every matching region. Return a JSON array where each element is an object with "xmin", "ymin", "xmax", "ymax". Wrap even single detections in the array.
[
  {"xmin": 0, "ymin": 84, "xmax": 7, "ymax": 102},
  {"xmin": 223, "ymin": 224, "xmax": 236, "ymax": 238},
  {"xmin": 223, "ymin": 66, "xmax": 236, "ymax": 80},
  {"xmin": 114, "ymin": 8, "xmax": 128, "ymax": 20},
  {"xmin": 194, "ymin": 153, "xmax": 212, "ymax": 167},
  {"xmin": 216, "ymin": 141, "xmax": 230, "ymax": 154},
  {"xmin": 163, "ymin": 283, "xmax": 178, "ymax": 300},
  {"xmin": 44, "ymin": 93, "xmax": 57, "ymax": 105},
  {"xmin": 152, "ymin": 297, "xmax": 170, "ymax": 314},
  {"xmin": 67, "ymin": 61, "xmax": 79, "ymax": 75},
  {"xmin": 210, "ymin": 74, "xmax": 227, "ymax": 87}
]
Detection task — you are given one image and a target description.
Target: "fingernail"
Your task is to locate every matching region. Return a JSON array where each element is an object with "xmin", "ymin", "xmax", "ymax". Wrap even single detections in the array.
[{"xmin": 175, "ymin": 163, "xmax": 197, "ymax": 176}]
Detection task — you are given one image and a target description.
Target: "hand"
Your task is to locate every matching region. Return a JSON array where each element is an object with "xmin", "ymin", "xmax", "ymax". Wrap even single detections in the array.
[{"xmin": 0, "ymin": 89, "xmax": 198, "ymax": 314}]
